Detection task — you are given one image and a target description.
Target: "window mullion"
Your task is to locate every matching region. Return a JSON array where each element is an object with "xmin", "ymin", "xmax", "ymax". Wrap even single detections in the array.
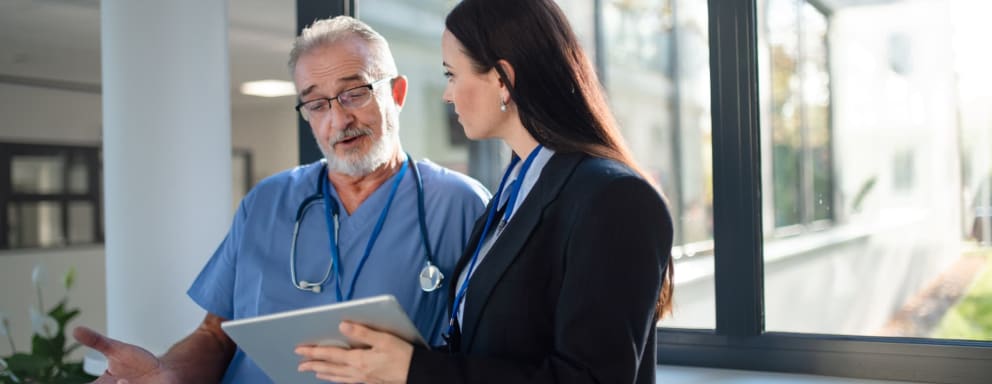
[
  {"xmin": 0, "ymin": 144, "xmax": 9, "ymax": 248},
  {"xmin": 708, "ymin": 0, "xmax": 765, "ymax": 337},
  {"xmin": 295, "ymin": 0, "xmax": 355, "ymax": 165}
]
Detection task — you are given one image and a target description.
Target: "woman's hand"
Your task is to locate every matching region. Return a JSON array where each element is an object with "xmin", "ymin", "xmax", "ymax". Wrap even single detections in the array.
[{"xmin": 296, "ymin": 321, "xmax": 414, "ymax": 384}]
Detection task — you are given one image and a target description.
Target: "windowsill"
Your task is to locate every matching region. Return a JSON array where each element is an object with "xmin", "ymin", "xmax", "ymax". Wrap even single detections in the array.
[
  {"xmin": 670, "ymin": 208, "xmax": 929, "ymax": 286},
  {"xmin": 656, "ymin": 365, "xmax": 913, "ymax": 383},
  {"xmin": 0, "ymin": 243, "xmax": 104, "ymax": 256}
]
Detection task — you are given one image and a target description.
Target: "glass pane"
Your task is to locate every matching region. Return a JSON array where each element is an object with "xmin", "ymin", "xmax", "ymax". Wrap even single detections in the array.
[
  {"xmin": 67, "ymin": 201, "xmax": 95, "ymax": 243},
  {"xmin": 760, "ymin": 0, "xmax": 992, "ymax": 341},
  {"xmin": 802, "ymin": 3, "xmax": 833, "ymax": 222},
  {"xmin": 602, "ymin": 0, "xmax": 715, "ymax": 329},
  {"xmin": 68, "ymin": 153, "xmax": 90, "ymax": 194},
  {"xmin": 11, "ymin": 155, "xmax": 65, "ymax": 194},
  {"xmin": 363, "ymin": 0, "xmax": 593, "ymax": 191},
  {"xmin": 362, "ymin": 0, "xmax": 475, "ymax": 179},
  {"xmin": 232, "ymin": 150, "xmax": 251, "ymax": 215},
  {"xmin": 365, "ymin": 0, "xmax": 714, "ymax": 329},
  {"xmin": 767, "ymin": 0, "xmax": 803, "ymax": 228},
  {"xmin": 7, "ymin": 201, "xmax": 64, "ymax": 248}
]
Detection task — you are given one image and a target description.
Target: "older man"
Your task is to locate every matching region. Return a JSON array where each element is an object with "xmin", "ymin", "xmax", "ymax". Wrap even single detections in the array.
[{"xmin": 74, "ymin": 16, "xmax": 488, "ymax": 383}]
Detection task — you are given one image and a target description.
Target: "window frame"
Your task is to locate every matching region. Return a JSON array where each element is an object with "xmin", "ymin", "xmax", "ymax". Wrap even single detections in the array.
[
  {"xmin": 305, "ymin": 0, "xmax": 992, "ymax": 382},
  {"xmin": 0, "ymin": 141, "xmax": 104, "ymax": 250},
  {"xmin": 657, "ymin": 1, "xmax": 992, "ymax": 382}
]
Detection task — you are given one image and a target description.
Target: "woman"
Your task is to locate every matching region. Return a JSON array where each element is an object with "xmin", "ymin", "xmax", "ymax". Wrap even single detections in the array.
[{"xmin": 296, "ymin": 0, "xmax": 674, "ymax": 382}]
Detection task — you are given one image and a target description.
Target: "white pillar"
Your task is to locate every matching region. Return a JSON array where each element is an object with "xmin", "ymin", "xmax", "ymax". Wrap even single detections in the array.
[{"xmin": 100, "ymin": 0, "xmax": 231, "ymax": 356}]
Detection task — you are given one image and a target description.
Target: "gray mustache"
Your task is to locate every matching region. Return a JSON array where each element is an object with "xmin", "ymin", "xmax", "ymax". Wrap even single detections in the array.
[{"xmin": 333, "ymin": 127, "xmax": 373, "ymax": 144}]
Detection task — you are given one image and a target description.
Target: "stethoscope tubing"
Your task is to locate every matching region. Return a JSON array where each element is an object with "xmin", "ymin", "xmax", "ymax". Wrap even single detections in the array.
[{"xmin": 288, "ymin": 155, "xmax": 435, "ymax": 295}]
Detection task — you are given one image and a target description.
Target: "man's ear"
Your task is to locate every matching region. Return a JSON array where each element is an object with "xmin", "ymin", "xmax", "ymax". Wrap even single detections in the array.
[{"xmin": 390, "ymin": 75, "xmax": 408, "ymax": 108}]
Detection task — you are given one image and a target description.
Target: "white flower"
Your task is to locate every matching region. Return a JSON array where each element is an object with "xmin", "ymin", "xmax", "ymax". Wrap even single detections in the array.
[
  {"xmin": 29, "ymin": 307, "xmax": 57, "ymax": 338},
  {"xmin": 32, "ymin": 263, "xmax": 47, "ymax": 289}
]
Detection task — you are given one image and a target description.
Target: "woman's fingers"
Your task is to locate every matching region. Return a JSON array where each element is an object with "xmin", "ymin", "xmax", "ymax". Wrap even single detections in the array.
[
  {"xmin": 295, "ymin": 322, "xmax": 413, "ymax": 384},
  {"xmin": 340, "ymin": 321, "xmax": 389, "ymax": 347},
  {"xmin": 295, "ymin": 344, "xmax": 365, "ymax": 381},
  {"xmin": 295, "ymin": 344, "xmax": 351, "ymax": 364}
]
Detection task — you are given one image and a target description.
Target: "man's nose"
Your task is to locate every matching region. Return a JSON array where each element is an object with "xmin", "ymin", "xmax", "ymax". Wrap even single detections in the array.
[{"xmin": 328, "ymin": 103, "xmax": 356, "ymax": 131}]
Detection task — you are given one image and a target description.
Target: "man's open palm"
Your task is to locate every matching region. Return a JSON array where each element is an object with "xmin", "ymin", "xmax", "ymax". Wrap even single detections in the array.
[{"xmin": 73, "ymin": 326, "xmax": 178, "ymax": 384}]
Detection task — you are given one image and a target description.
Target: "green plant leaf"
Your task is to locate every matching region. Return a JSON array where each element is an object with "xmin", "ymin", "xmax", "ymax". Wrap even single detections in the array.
[
  {"xmin": 48, "ymin": 300, "xmax": 80, "ymax": 328},
  {"xmin": 64, "ymin": 342, "xmax": 81, "ymax": 356},
  {"xmin": 64, "ymin": 267, "xmax": 76, "ymax": 291},
  {"xmin": 29, "ymin": 334, "xmax": 60, "ymax": 363},
  {"xmin": 4, "ymin": 352, "xmax": 48, "ymax": 376},
  {"xmin": 5, "ymin": 263, "xmax": 94, "ymax": 383},
  {"xmin": 57, "ymin": 362, "xmax": 97, "ymax": 383}
]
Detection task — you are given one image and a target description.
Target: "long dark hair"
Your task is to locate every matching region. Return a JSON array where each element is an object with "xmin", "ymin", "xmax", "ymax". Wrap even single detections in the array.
[{"xmin": 446, "ymin": 0, "xmax": 673, "ymax": 318}]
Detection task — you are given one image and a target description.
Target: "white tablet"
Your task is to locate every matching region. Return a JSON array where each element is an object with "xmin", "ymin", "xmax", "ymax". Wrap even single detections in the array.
[{"xmin": 220, "ymin": 294, "xmax": 427, "ymax": 384}]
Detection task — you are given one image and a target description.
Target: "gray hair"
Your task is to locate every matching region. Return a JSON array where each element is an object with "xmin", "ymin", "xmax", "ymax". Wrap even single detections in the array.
[{"xmin": 288, "ymin": 16, "xmax": 398, "ymax": 79}]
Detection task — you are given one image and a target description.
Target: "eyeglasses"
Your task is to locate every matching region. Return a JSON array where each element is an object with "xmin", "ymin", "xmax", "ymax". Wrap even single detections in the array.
[{"xmin": 294, "ymin": 77, "xmax": 393, "ymax": 122}]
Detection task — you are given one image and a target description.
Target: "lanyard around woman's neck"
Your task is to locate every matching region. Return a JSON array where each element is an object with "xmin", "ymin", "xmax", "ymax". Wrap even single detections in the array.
[
  {"xmin": 446, "ymin": 144, "xmax": 543, "ymax": 336},
  {"xmin": 321, "ymin": 156, "xmax": 410, "ymax": 302}
]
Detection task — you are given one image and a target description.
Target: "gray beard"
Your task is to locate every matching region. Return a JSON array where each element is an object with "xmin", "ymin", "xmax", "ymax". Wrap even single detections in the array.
[{"xmin": 321, "ymin": 129, "xmax": 397, "ymax": 177}]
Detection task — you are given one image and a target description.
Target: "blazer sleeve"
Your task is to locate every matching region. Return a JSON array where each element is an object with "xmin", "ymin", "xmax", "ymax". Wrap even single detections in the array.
[{"xmin": 408, "ymin": 175, "xmax": 673, "ymax": 384}]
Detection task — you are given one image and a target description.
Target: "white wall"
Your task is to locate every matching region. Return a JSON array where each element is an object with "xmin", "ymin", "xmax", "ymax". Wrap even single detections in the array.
[
  {"xmin": 0, "ymin": 83, "xmax": 101, "ymax": 145},
  {"xmin": 0, "ymin": 82, "xmax": 300, "ymax": 357},
  {"xmin": 231, "ymin": 102, "xmax": 298, "ymax": 183},
  {"xmin": 0, "ymin": 246, "xmax": 105, "ymax": 360}
]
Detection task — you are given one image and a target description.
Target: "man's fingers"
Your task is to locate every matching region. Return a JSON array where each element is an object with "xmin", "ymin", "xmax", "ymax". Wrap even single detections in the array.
[{"xmin": 73, "ymin": 326, "xmax": 123, "ymax": 356}]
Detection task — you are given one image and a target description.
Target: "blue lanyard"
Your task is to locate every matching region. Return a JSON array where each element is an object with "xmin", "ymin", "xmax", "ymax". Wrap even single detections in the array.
[
  {"xmin": 447, "ymin": 144, "xmax": 543, "ymax": 335},
  {"xmin": 321, "ymin": 157, "xmax": 409, "ymax": 302}
]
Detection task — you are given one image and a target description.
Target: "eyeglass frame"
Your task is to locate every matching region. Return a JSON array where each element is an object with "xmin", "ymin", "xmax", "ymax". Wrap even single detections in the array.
[{"xmin": 294, "ymin": 77, "xmax": 394, "ymax": 122}]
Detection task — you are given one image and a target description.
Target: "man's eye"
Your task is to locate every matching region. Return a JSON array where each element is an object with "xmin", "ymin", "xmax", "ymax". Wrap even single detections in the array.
[
  {"xmin": 345, "ymin": 88, "xmax": 369, "ymax": 100},
  {"xmin": 306, "ymin": 101, "xmax": 327, "ymax": 111}
]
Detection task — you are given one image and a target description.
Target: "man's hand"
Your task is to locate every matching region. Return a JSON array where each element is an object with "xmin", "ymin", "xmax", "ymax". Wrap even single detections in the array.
[{"xmin": 73, "ymin": 326, "xmax": 179, "ymax": 384}]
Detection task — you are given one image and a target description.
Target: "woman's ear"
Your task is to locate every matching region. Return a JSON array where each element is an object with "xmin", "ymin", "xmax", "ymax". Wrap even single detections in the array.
[
  {"xmin": 495, "ymin": 59, "xmax": 516, "ymax": 89},
  {"xmin": 493, "ymin": 59, "xmax": 516, "ymax": 100}
]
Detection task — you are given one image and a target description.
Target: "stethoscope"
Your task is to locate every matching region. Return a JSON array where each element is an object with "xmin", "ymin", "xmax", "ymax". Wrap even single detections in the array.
[{"xmin": 289, "ymin": 154, "xmax": 443, "ymax": 299}]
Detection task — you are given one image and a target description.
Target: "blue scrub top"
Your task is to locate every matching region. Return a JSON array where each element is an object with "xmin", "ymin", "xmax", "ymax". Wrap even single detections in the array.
[{"xmin": 187, "ymin": 159, "xmax": 489, "ymax": 384}]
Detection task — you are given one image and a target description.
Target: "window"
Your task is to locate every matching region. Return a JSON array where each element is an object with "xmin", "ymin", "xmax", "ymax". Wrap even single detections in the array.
[
  {"xmin": 317, "ymin": 0, "xmax": 992, "ymax": 381},
  {"xmin": 0, "ymin": 143, "xmax": 255, "ymax": 250},
  {"xmin": 0, "ymin": 142, "xmax": 103, "ymax": 249},
  {"xmin": 764, "ymin": 0, "xmax": 833, "ymax": 232},
  {"xmin": 658, "ymin": 0, "xmax": 992, "ymax": 381},
  {"xmin": 759, "ymin": 0, "xmax": 992, "ymax": 343},
  {"xmin": 600, "ymin": 0, "xmax": 715, "ymax": 329}
]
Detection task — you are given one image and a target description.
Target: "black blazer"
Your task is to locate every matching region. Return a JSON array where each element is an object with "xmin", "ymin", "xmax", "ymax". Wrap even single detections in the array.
[{"xmin": 409, "ymin": 152, "xmax": 673, "ymax": 384}]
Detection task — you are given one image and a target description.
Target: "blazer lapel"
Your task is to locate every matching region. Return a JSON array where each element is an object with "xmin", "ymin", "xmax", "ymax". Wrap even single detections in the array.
[{"xmin": 459, "ymin": 151, "xmax": 585, "ymax": 351}]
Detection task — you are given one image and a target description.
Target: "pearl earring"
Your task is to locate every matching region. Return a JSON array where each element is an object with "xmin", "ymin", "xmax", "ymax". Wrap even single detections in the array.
[{"xmin": 499, "ymin": 98, "xmax": 507, "ymax": 112}]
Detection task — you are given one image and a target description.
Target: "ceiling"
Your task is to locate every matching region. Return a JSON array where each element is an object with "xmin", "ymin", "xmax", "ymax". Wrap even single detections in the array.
[
  {"xmin": 0, "ymin": 0, "xmax": 298, "ymax": 108},
  {"xmin": 0, "ymin": 0, "xmax": 897, "ymax": 109}
]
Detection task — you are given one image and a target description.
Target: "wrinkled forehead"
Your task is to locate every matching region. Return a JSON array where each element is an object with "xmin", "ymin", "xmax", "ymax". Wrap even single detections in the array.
[
  {"xmin": 298, "ymin": 36, "xmax": 393, "ymax": 78},
  {"xmin": 294, "ymin": 39, "xmax": 380, "ymax": 96}
]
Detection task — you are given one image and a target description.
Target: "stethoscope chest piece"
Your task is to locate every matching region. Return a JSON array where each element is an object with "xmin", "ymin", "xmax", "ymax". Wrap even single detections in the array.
[
  {"xmin": 299, "ymin": 280, "xmax": 322, "ymax": 293},
  {"xmin": 419, "ymin": 263, "xmax": 444, "ymax": 292}
]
